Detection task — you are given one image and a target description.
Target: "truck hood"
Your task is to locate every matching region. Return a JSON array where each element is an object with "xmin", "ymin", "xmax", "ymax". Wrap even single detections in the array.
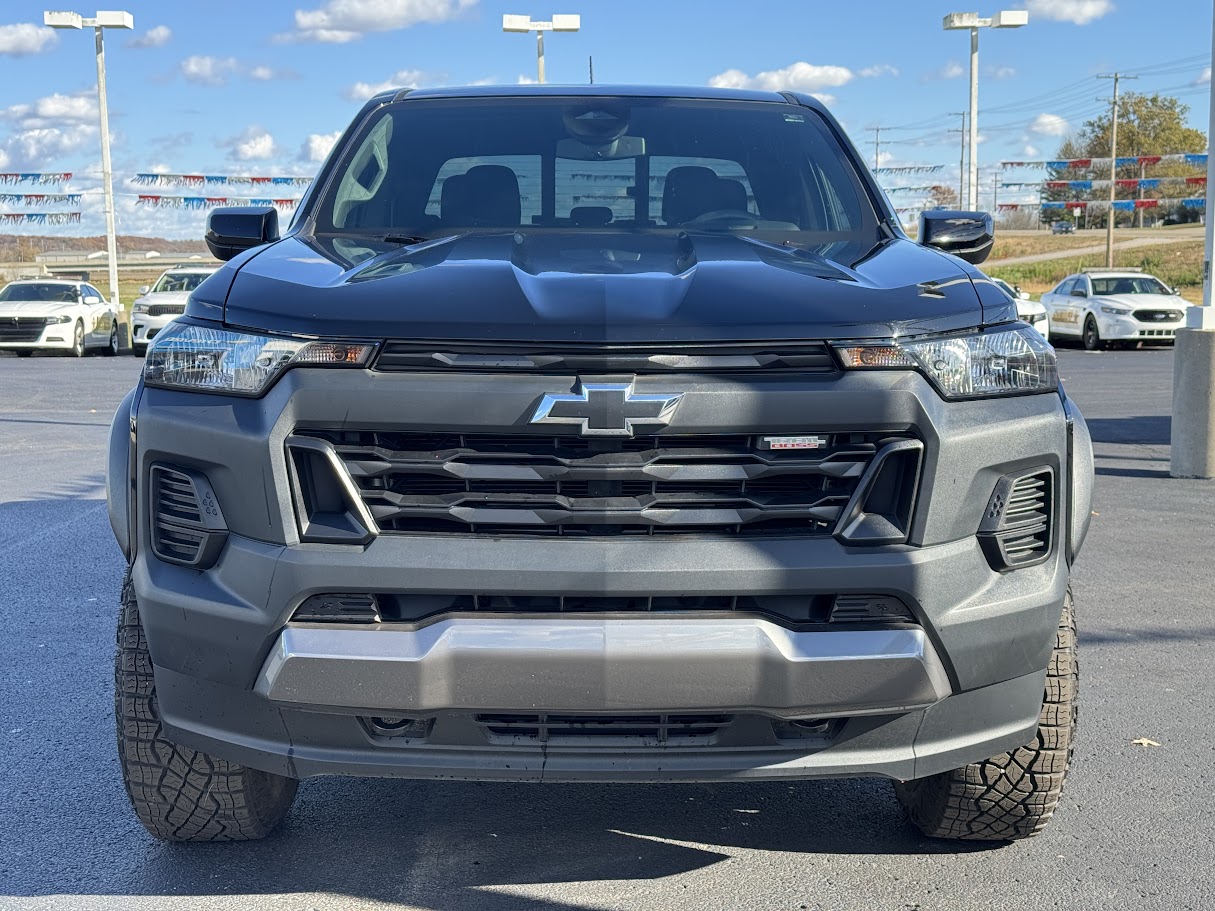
[
  {"xmin": 219, "ymin": 232, "xmax": 992, "ymax": 343},
  {"xmin": 0, "ymin": 301, "xmax": 77, "ymax": 319}
]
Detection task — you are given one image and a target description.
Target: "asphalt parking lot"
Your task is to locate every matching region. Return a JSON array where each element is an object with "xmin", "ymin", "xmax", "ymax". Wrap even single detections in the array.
[{"xmin": 1, "ymin": 349, "xmax": 1212, "ymax": 911}]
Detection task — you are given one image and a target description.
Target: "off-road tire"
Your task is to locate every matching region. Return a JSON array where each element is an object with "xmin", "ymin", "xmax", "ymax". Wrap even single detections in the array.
[
  {"xmin": 1083, "ymin": 316, "xmax": 1104, "ymax": 351},
  {"xmin": 894, "ymin": 589, "xmax": 1077, "ymax": 842},
  {"xmin": 115, "ymin": 574, "xmax": 298, "ymax": 841}
]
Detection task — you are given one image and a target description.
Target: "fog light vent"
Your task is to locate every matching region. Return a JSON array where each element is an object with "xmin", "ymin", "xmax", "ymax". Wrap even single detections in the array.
[
  {"xmin": 149, "ymin": 465, "xmax": 227, "ymax": 568},
  {"xmin": 978, "ymin": 468, "xmax": 1053, "ymax": 571}
]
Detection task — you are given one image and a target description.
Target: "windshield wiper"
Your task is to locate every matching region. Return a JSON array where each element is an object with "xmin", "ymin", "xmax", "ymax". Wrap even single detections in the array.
[{"xmin": 382, "ymin": 233, "xmax": 431, "ymax": 245}]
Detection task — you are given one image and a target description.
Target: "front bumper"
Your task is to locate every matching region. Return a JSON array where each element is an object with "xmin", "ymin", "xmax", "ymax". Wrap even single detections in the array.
[
  {"xmin": 0, "ymin": 325, "xmax": 76, "ymax": 349},
  {"xmin": 1098, "ymin": 312, "xmax": 1184, "ymax": 341},
  {"xmin": 119, "ymin": 365, "xmax": 1085, "ymax": 782},
  {"xmin": 130, "ymin": 314, "xmax": 177, "ymax": 346}
]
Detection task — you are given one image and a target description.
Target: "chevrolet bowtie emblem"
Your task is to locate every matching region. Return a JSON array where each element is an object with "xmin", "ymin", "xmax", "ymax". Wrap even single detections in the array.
[{"xmin": 530, "ymin": 381, "xmax": 683, "ymax": 437}]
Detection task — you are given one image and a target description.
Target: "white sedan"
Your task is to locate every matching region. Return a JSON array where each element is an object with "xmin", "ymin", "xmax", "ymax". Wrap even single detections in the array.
[
  {"xmin": 991, "ymin": 277, "xmax": 1049, "ymax": 338},
  {"xmin": 1040, "ymin": 269, "xmax": 1190, "ymax": 350},
  {"xmin": 129, "ymin": 266, "xmax": 218, "ymax": 354},
  {"xmin": 0, "ymin": 279, "xmax": 120, "ymax": 357}
]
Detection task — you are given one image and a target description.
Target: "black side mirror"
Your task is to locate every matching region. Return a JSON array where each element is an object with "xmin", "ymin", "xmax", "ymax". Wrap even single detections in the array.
[
  {"xmin": 918, "ymin": 210, "xmax": 994, "ymax": 265},
  {"xmin": 205, "ymin": 206, "xmax": 280, "ymax": 261},
  {"xmin": 1070, "ymin": 288, "xmax": 1088, "ymax": 298}
]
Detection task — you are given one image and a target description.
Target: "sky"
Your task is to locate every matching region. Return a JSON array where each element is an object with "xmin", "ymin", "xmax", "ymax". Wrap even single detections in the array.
[{"xmin": 0, "ymin": 0, "xmax": 1211, "ymax": 240}]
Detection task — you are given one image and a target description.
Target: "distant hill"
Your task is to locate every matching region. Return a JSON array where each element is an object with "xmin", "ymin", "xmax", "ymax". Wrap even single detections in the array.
[{"xmin": 0, "ymin": 234, "xmax": 208, "ymax": 262}]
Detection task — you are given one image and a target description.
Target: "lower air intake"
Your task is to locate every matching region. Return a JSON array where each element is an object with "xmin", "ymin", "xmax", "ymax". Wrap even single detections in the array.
[
  {"xmin": 978, "ymin": 468, "xmax": 1053, "ymax": 571},
  {"xmin": 149, "ymin": 465, "xmax": 227, "ymax": 568},
  {"xmin": 475, "ymin": 713, "xmax": 732, "ymax": 745}
]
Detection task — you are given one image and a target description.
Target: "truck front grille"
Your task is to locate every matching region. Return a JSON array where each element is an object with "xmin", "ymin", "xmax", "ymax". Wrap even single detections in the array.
[{"xmin": 300, "ymin": 430, "xmax": 913, "ymax": 537}]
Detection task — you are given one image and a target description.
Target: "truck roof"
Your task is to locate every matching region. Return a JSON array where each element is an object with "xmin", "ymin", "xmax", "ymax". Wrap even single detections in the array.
[{"xmin": 373, "ymin": 83, "xmax": 816, "ymax": 107}]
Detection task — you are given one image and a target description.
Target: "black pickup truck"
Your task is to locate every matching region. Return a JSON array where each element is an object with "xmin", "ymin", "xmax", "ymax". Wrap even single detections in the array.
[{"xmin": 107, "ymin": 85, "xmax": 1092, "ymax": 842}]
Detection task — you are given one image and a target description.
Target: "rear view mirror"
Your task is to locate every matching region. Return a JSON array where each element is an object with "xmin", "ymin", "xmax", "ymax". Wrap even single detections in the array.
[
  {"xmin": 918, "ymin": 210, "xmax": 994, "ymax": 265},
  {"xmin": 205, "ymin": 206, "xmax": 280, "ymax": 261},
  {"xmin": 556, "ymin": 136, "xmax": 645, "ymax": 161}
]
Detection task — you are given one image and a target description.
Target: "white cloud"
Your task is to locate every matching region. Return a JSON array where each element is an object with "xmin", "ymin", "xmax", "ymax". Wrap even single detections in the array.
[
  {"xmin": 858, "ymin": 64, "xmax": 899, "ymax": 78},
  {"xmin": 0, "ymin": 126, "xmax": 97, "ymax": 169},
  {"xmin": 128, "ymin": 25, "xmax": 172, "ymax": 48},
  {"xmin": 516, "ymin": 74, "xmax": 539, "ymax": 85},
  {"xmin": 0, "ymin": 22, "xmax": 57, "ymax": 57},
  {"xmin": 988, "ymin": 65, "xmax": 1017, "ymax": 80},
  {"xmin": 1024, "ymin": 143, "xmax": 1040, "ymax": 157},
  {"xmin": 940, "ymin": 61, "xmax": 965, "ymax": 79},
  {"xmin": 1024, "ymin": 0, "xmax": 1114, "ymax": 25},
  {"xmin": 180, "ymin": 55, "xmax": 242, "ymax": 86},
  {"xmin": 250, "ymin": 65, "xmax": 299, "ymax": 81},
  {"xmin": 708, "ymin": 62, "xmax": 854, "ymax": 94},
  {"xmin": 345, "ymin": 68, "xmax": 435, "ymax": 100},
  {"xmin": 280, "ymin": 0, "xmax": 476, "ymax": 43},
  {"xmin": 1030, "ymin": 113, "xmax": 1070, "ymax": 136},
  {"xmin": 1196, "ymin": 66, "xmax": 1211, "ymax": 86},
  {"xmin": 302, "ymin": 130, "xmax": 341, "ymax": 162},
  {"xmin": 1, "ymin": 90, "xmax": 98, "ymax": 130},
  {"xmin": 224, "ymin": 126, "xmax": 279, "ymax": 161}
]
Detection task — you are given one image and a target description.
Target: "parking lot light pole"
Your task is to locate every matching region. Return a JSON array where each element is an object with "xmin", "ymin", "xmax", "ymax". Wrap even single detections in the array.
[
  {"xmin": 943, "ymin": 11, "xmax": 1028, "ymax": 211},
  {"xmin": 1169, "ymin": 4, "xmax": 1215, "ymax": 478},
  {"xmin": 43, "ymin": 10, "xmax": 133, "ymax": 315},
  {"xmin": 502, "ymin": 14, "xmax": 580, "ymax": 84}
]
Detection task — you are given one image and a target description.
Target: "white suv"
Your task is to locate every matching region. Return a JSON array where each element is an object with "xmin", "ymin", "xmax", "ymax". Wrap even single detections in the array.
[
  {"xmin": 1040, "ymin": 269, "xmax": 1191, "ymax": 350},
  {"xmin": 130, "ymin": 266, "xmax": 219, "ymax": 354}
]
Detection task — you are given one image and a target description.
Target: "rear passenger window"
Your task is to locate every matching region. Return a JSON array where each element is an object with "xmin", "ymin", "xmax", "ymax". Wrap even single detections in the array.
[
  {"xmin": 650, "ymin": 157, "xmax": 756, "ymax": 226},
  {"xmin": 425, "ymin": 156, "xmax": 542, "ymax": 224}
]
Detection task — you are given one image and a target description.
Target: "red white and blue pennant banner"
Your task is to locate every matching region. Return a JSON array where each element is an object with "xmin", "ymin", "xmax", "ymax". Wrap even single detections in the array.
[
  {"xmin": 998, "ymin": 198, "xmax": 1205, "ymax": 211},
  {"xmin": 0, "ymin": 172, "xmax": 73, "ymax": 185},
  {"xmin": 132, "ymin": 173, "xmax": 313, "ymax": 188},
  {"xmin": 0, "ymin": 193, "xmax": 83, "ymax": 205},
  {"xmin": 136, "ymin": 195, "xmax": 298, "ymax": 209},
  {"xmin": 1001, "ymin": 153, "xmax": 1208, "ymax": 170},
  {"xmin": 0, "ymin": 212, "xmax": 82, "ymax": 224},
  {"xmin": 883, "ymin": 185, "xmax": 951, "ymax": 195},
  {"xmin": 873, "ymin": 165, "xmax": 945, "ymax": 176}
]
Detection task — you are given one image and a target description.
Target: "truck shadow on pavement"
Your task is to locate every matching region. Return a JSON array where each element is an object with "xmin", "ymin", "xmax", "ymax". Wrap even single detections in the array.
[
  {"xmin": 1085, "ymin": 415, "xmax": 1171, "ymax": 446},
  {"xmin": 8, "ymin": 777, "xmax": 998, "ymax": 906}
]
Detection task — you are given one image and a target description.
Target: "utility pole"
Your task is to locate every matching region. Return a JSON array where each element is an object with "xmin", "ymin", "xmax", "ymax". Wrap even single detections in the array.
[
  {"xmin": 1098, "ymin": 72, "xmax": 1137, "ymax": 266},
  {"xmin": 588, "ymin": 55, "xmax": 594, "ymax": 84},
  {"xmin": 44, "ymin": 9, "xmax": 133, "ymax": 316},
  {"xmin": 949, "ymin": 111, "xmax": 967, "ymax": 205},
  {"xmin": 869, "ymin": 126, "xmax": 883, "ymax": 169},
  {"xmin": 993, "ymin": 172, "xmax": 999, "ymax": 214},
  {"xmin": 502, "ymin": 14, "xmax": 580, "ymax": 84}
]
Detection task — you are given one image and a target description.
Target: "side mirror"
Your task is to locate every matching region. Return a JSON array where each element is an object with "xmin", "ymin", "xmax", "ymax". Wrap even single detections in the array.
[
  {"xmin": 1017, "ymin": 290, "xmax": 1030, "ymax": 300},
  {"xmin": 918, "ymin": 210, "xmax": 994, "ymax": 265},
  {"xmin": 1070, "ymin": 289, "xmax": 1087, "ymax": 298},
  {"xmin": 138, "ymin": 285, "xmax": 150, "ymax": 295},
  {"xmin": 83, "ymin": 295, "xmax": 102, "ymax": 304},
  {"xmin": 205, "ymin": 206, "xmax": 280, "ymax": 261}
]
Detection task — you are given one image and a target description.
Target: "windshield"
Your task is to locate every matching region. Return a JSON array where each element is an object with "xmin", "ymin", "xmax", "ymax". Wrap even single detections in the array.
[
  {"xmin": 152, "ymin": 272, "xmax": 212, "ymax": 293},
  {"xmin": 0, "ymin": 283, "xmax": 77, "ymax": 302},
  {"xmin": 314, "ymin": 97, "xmax": 879, "ymax": 241},
  {"xmin": 1090, "ymin": 276, "xmax": 1170, "ymax": 295}
]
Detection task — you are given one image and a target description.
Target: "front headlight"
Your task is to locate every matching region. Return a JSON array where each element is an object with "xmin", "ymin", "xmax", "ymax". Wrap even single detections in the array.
[
  {"xmin": 144, "ymin": 323, "xmax": 376, "ymax": 396},
  {"xmin": 53, "ymin": 314, "xmax": 74, "ymax": 323},
  {"xmin": 132, "ymin": 302, "xmax": 148, "ymax": 314},
  {"xmin": 834, "ymin": 325, "xmax": 1058, "ymax": 400},
  {"xmin": 1100, "ymin": 305, "xmax": 1131, "ymax": 315}
]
